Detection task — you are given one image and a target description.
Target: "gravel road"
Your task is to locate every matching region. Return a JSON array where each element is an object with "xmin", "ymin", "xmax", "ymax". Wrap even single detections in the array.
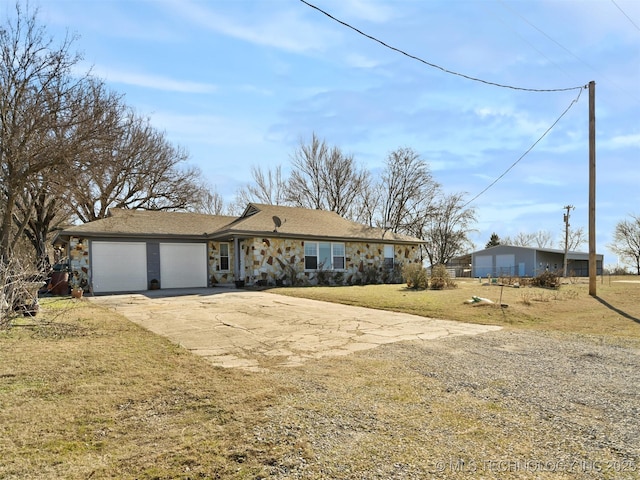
[{"xmin": 253, "ymin": 329, "xmax": 640, "ymax": 479}]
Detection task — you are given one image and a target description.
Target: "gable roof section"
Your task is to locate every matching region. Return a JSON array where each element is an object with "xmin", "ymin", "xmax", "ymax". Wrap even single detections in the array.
[
  {"xmin": 57, "ymin": 208, "xmax": 236, "ymax": 240},
  {"xmin": 213, "ymin": 204, "xmax": 422, "ymax": 244},
  {"xmin": 56, "ymin": 204, "xmax": 424, "ymax": 244}
]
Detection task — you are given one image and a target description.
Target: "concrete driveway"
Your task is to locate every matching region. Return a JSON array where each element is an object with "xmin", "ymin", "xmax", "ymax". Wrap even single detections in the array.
[{"xmin": 90, "ymin": 287, "xmax": 501, "ymax": 371}]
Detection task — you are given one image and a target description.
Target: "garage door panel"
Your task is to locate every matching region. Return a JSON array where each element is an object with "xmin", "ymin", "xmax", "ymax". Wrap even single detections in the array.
[
  {"xmin": 496, "ymin": 254, "xmax": 516, "ymax": 276},
  {"xmin": 92, "ymin": 242, "xmax": 147, "ymax": 293},
  {"xmin": 160, "ymin": 243, "xmax": 207, "ymax": 288},
  {"xmin": 474, "ymin": 255, "xmax": 493, "ymax": 277}
]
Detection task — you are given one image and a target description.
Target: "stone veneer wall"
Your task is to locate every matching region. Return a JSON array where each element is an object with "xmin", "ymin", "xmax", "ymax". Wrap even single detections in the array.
[
  {"xmin": 245, "ymin": 237, "xmax": 305, "ymax": 285},
  {"xmin": 208, "ymin": 241, "xmax": 237, "ymax": 285},
  {"xmin": 68, "ymin": 237, "xmax": 421, "ymax": 289},
  {"xmin": 239, "ymin": 236, "xmax": 421, "ymax": 286},
  {"xmin": 69, "ymin": 236, "xmax": 90, "ymax": 291}
]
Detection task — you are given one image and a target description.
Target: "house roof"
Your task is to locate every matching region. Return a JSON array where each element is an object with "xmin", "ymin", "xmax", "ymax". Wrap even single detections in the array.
[
  {"xmin": 211, "ymin": 203, "xmax": 422, "ymax": 244},
  {"xmin": 56, "ymin": 208, "xmax": 236, "ymax": 240},
  {"xmin": 56, "ymin": 204, "xmax": 423, "ymax": 244}
]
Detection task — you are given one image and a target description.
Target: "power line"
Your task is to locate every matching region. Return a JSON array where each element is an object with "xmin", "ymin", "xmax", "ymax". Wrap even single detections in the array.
[
  {"xmin": 498, "ymin": 0, "xmax": 640, "ymax": 104},
  {"xmin": 482, "ymin": 1, "xmax": 582, "ymax": 86},
  {"xmin": 611, "ymin": 0, "xmax": 640, "ymax": 32},
  {"xmin": 498, "ymin": 0, "xmax": 596, "ymax": 70},
  {"xmin": 299, "ymin": 0, "xmax": 589, "ymax": 206},
  {"xmin": 300, "ymin": 0, "xmax": 584, "ymax": 93},
  {"xmin": 462, "ymin": 86, "xmax": 585, "ymax": 208}
]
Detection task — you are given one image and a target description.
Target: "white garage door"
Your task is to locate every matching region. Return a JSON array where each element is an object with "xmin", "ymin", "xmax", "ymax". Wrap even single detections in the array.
[
  {"xmin": 92, "ymin": 242, "xmax": 148, "ymax": 293},
  {"xmin": 160, "ymin": 243, "xmax": 207, "ymax": 288}
]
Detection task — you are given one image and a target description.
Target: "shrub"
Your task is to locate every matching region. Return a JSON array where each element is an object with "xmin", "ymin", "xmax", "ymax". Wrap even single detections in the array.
[
  {"xmin": 389, "ymin": 264, "xmax": 404, "ymax": 284},
  {"xmin": 430, "ymin": 264, "xmax": 457, "ymax": 290},
  {"xmin": 277, "ymin": 257, "xmax": 303, "ymax": 286},
  {"xmin": 402, "ymin": 263, "xmax": 428, "ymax": 290},
  {"xmin": 531, "ymin": 271, "xmax": 560, "ymax": 289},
  {"xmin": 1, "ymin": 255, "xmax": 43, "ymax": 328},
  {"xmin": 315, "ymin": 265, "xmax": 331, "ymax": 286},
  {"xmin": 362, "ymin": 265, "xmax": 380, "ymax": 285}
]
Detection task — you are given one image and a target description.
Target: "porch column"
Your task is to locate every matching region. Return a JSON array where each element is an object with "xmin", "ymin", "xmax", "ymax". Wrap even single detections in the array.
[{"xmin": 234, "ymin": 237, "xmax": 241, "ymax": 281}]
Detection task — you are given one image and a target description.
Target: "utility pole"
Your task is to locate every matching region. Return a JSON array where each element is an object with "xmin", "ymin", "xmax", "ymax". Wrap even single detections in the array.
[
  {"xmin": 588, "ymin": 81, "xmax": 596, "ymax": 296},
  {"xmin": 563, "ymin": 205, "xmax": 574, "ymax": 278}
]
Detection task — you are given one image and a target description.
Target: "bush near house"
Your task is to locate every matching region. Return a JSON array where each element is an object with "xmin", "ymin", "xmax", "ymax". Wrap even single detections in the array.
[
  {"xmin": 429, "ymin": 264, "xmax": 457, "ymax": 290},
  {"xmin": 402, "ymin": 263, "xmax": 428, "ymax": 289}
]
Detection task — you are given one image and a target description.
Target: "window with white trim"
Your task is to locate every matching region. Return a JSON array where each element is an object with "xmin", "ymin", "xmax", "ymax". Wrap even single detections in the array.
[
  {"xmin": 384, "ymin": 245, "xmax": 394, "ymax": 269},
  {"xmin": 219, "ymin": 243, "xmax": 229, "ymax": 271},
  {"xmin": 304, "ymin": 242, "xmax": 345, "ymax": 270}
]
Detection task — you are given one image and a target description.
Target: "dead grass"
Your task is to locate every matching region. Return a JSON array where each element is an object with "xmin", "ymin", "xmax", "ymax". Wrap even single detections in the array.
[
  {"xmin": 0, "ymin": 300, "xmax": 285, "ymax": 479},
  {"xmin": 1, "ymin": 278, "xmax": 638, "ymax": 478},
  {"xmin": 268, "ymin": 276, "xmax": 640, "ymax": 339}
]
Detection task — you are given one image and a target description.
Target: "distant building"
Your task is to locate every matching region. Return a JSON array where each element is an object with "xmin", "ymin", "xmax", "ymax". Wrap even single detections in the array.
[{"xmin": 469, "ymin": 245, "xmax": 603, "ymax": 278}]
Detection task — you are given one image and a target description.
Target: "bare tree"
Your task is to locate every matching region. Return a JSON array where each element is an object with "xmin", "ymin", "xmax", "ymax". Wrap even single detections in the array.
[
  {"xmin": 10, "ymin": 78, "xmax": 123, "ymax": 266},
  {"xmin": 236, "ymin": 165, "xmax": 288, "ymax": 206},
  {"xmin": 378, "ymin": 147, "xmax": 440, "ymax": 236},
  {"xmin": 192, "ymin": 186, "xmax": 227, "ymax": 216},
  {"xmin": 286, "ymin": 133, "xmax": 368, "ymax": 218},
  {"xmin": 609, "ymin": 214, "xmax": 640, "ymax": 275},
  {"xmin": 286, "ymin": 133, "xmax": 326, "ymax": 210},
  {"xmin": 321, "ymin": 148, "xmax": 369, "ymax": 218},
  {"xmin": 0, "ymin": 3, "xmax": 85, "ymax": 258},
  {"xmin": 14, "ymin": 175, "xmax": 72, "ymax": 270},
  {"xmin": 503, "ymin": 231, "xmax": 554, "ymax": 248},
  {"xmin": 565, "ymin": 226, "xmax": 586, "ymax": 251},
  {"xmin": 422, "ymin": 192, "xmax": 476, "ymax": 266},
  {"xmin": 350, "ymin": 176, "xmax": 378, "ymax": 227},
  {"xmin": 533, "ymin": 230, "xmax": 554, "ymax": 248},
  {"xmin": 68, "ymin": 110, "xmax": 202, "ymax": 222},
  {"xmin": 503, "ymin": 232, "xmax": 533, "ymax": 247}
]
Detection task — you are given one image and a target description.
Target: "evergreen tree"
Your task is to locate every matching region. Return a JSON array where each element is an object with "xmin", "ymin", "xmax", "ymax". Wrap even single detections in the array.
[{"xmin": 486, "ymin": 233, "xmax": 501, "ymax": 249}]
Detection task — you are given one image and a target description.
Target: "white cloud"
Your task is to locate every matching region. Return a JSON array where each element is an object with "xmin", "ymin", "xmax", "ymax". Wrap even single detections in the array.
[
  {"xmin": 92, "ymin": 67, "xmax": 217, "ymax": 94},
  {"xmin": 605, "ymin": 133, "xmax": 640, "ymax": 149},
  {"xmin": 149, "ymin": 111, "xmax": 264, "ymax": 147},
  {"xmin": 338, "ymin": 0, "xmax": 396, "ymax": 23},
  {"xmin": 344, "ymin": 53, "xmax": 381, "ymax": 69},
  {"xmin": 478, "ymin": 200, "xmax": 561, "ymax": 225},
  {"xmin": 525, "ymin": 175, "xmax": 564, "ymax": 187},
  {"xmin": 166, "ymin": 0, "xmax": 339, "ymax": 54}
]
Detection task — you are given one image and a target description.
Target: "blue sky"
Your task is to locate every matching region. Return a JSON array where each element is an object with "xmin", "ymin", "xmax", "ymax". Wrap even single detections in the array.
[{"xmin": 27, "ymin": 0, "xmax": 640, "ymax": 266}]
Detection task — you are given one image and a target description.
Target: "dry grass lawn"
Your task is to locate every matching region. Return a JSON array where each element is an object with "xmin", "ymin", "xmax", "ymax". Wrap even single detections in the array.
[
  {"xmin": 269, "ymin": 276, "xmax": 640, "ymax": 339},
  {"xmin": 0, "ymin": 276, "xmax": 638, "ymax": 479}
]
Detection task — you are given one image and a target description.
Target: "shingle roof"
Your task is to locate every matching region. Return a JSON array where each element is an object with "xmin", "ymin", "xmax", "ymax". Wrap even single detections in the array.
[
  {"xmin": 58, "ymin": 208, "xmax": 236, "ymax": 239},
  {"xmin": 57, "ymin": 204, "xmax": 423, "ymax": 244},
  {"xmin": 212, "ymin": 203, "xmax": 422, "ymax": 244}
]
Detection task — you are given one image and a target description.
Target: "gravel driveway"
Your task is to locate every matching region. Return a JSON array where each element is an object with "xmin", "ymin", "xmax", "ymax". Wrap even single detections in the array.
[{"xmin": 255, "ymin": 329, "xmax": 640, "ymax": 479}]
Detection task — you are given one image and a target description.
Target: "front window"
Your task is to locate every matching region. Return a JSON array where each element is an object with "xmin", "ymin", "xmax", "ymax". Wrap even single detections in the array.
[
  {"xmin": 219, "ymin": 243, "xmax": 229, "ymax": 270},
  {"xmin": 333, "ymin": 243, "xmax": 345, "ymax": 269},
  {"xmin": 319, "ymin": 242, "xmax": 331, "ymax": 269},
  {"xmin": 384, "ymin": 245, "xmax": 394, "ymax": 269},
  {"xmin": 305, "ymin": 242, "xmax": 345, "ymax": 270},
  {"xmin": 304, "ymin": 242, "xmax": 318, "ymax": 270}
]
